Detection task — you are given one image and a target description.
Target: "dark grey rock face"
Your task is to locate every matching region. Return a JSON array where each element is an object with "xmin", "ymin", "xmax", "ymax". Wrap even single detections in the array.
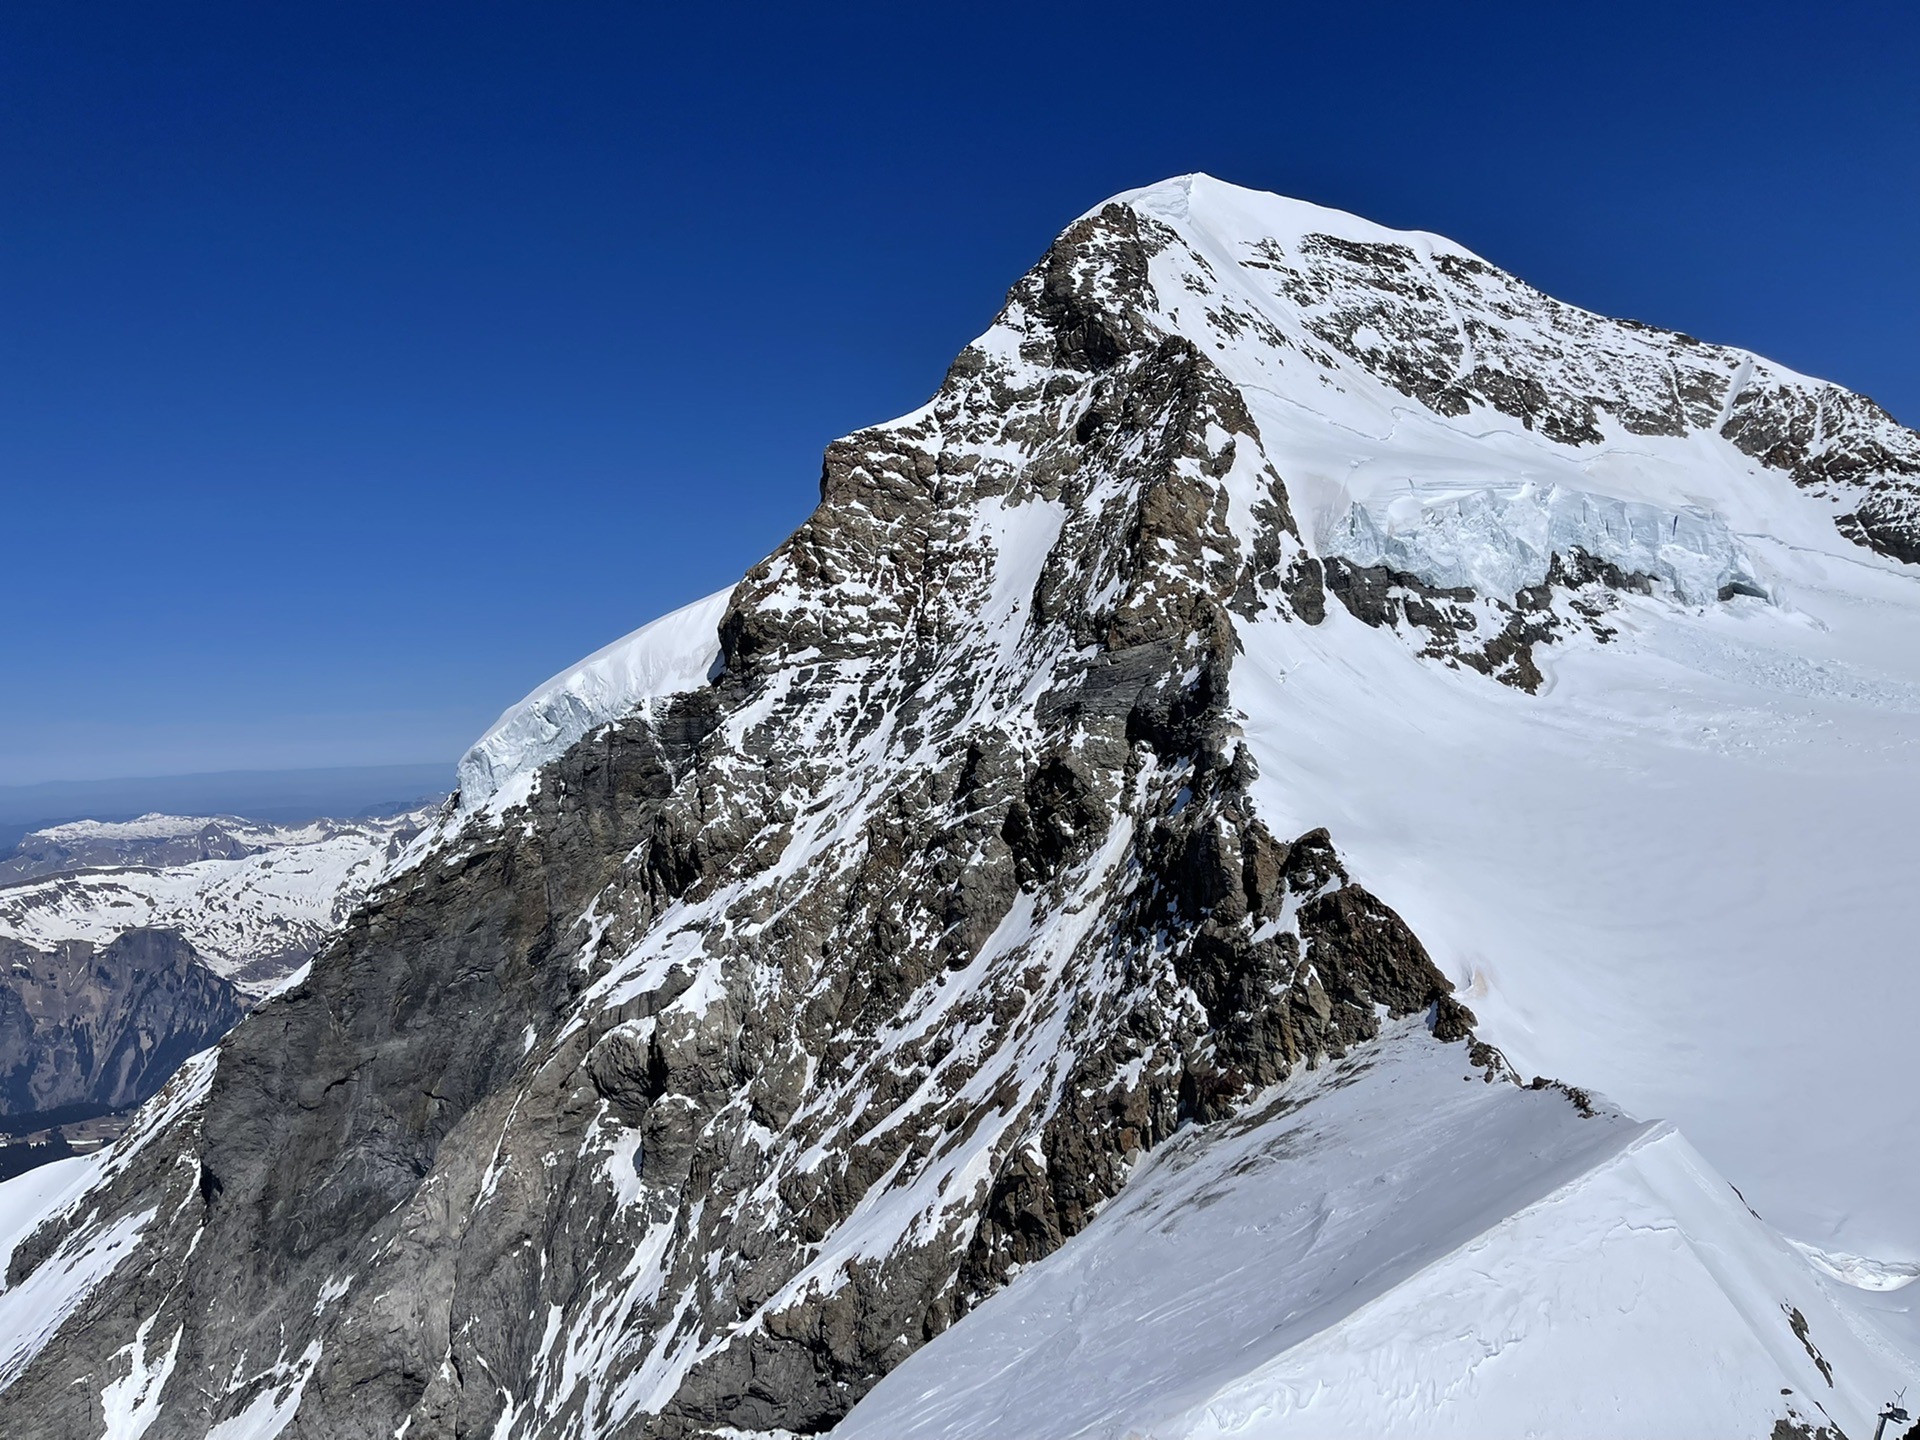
[
  {"xmin": 1721, "ymin": 382, "xmax": 1920, "ymax": 564},
  {"xmin": 3, "ymin": 179, "xmax": 1916, "ymax": 1440},
  {"xmin": 1321, "ymin": 546, "xmax": 1666, "ymax": 693},
  {"xmin": 0, "ymin": 929, "xmax": 243, "ymax": 1125}
]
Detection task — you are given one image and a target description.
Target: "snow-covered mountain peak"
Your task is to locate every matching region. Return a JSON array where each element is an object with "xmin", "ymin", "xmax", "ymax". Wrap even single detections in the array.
[
  {"xmin": 1112, "ymin": 171, "xmax": 1480, "ymax": 265},
  {"xmin": 1041, "ymin": 173, "xmax": 1920, "ymax": 576},
  {"xmin": 2, "ymin": 180, "xmax": 1916, "ymax": 1439}
]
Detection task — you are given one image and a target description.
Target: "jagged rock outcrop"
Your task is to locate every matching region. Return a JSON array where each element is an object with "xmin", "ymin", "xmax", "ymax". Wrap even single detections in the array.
[
  {"xmin": 2, "ymin": 174, "xmax": 1915, "ymax": 1440},
  {"xmin": 1319, "ymin": 545, "xmax": 1674, "ymax": 693}
]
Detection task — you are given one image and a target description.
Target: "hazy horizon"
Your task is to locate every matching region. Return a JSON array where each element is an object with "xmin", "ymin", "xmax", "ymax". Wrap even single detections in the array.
[{"xmin": 0, "ymin": 762, "xmax": 453, "ymax": 848}]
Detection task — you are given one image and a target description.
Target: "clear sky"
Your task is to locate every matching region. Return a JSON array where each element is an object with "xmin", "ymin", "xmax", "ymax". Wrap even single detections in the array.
[{"xmin": 3, "ymin": 0, "xmax": 1915, "ymax": 785}]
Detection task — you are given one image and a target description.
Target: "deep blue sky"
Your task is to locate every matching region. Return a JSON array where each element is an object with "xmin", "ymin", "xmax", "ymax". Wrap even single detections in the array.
[{"xmin": 4, "ymin": 1, "xmax": 1915, "ymax": 785}]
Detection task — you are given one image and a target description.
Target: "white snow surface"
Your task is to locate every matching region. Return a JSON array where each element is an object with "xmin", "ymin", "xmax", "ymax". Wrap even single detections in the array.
[
  {"xmin": 456, "ymin": 587, "xmax": 733, "ymax": 815},
  {"xmin": 0, "ymin": 1157, "xmax": 94, "ymax": 1281},
  {"xmin": 0, "ymin": 1144, "xmax": 159, "ymax": 1396},
  {"xmin": 0, "ymin": 1051, "xmax": 219, "ymax": 1401},
  {"xmin": 1233, "ymin": 573, "xmax": 1920, "ymax": 1262},
  {"xmin": 1119, "ymin": 174, "xmax": 1900, "ymax": 563},
  {"xmin": 839, "ymin": 1026, "xmax": 1919, "ymax": 1439}
]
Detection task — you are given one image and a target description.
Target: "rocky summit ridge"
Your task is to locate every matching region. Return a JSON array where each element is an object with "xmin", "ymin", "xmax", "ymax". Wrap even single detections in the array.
[{"xmin": 0, "ymin": 174, "xmax": 1917, "ymax": 1440}]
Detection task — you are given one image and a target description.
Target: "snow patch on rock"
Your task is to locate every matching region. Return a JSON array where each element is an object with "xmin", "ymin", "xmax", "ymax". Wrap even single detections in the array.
[{"xmin": 0, "ymin": 1205, "xmax": 154, "ymax": 1392}]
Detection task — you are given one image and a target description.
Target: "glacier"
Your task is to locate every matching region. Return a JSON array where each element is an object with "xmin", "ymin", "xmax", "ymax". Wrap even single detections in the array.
[
  {"xmin": 1322, "ymin": 480, "xmax": 1769, "ymax": 605},
  {"xmin": 455, "ymin": 587, "xmax": 733, "ymax": 815}
]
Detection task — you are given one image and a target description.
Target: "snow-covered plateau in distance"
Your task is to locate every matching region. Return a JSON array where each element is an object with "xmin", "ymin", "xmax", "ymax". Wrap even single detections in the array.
[
  {"xmin": 0, "ymin": 173, "xmax": 1917, "ymax": 1439},
  {"xmin": 0, "ymin": 807, "xmax": 437, "ymax": 994}
]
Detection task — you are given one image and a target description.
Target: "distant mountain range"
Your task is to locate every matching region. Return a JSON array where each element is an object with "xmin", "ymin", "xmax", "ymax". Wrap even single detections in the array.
[
  {"xmin": 0, "ymin": 930, "xmax": 244, "ymax": 1132},
  {"xmin": 0, "ymin": 763, "xmax": 452, "ymax": 853},
  {"xmin": 0, "ymin": 807, "xmax": 439, "ymax": 995},
  {"xmin": 0, "ymin": 803, "xmax": 440, "ymax": 1152}
]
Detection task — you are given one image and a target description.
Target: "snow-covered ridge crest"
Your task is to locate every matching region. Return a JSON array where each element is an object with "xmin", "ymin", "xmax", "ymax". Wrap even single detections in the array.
[
  {"xmin": 840, "ymin": 1026, "xmax": 1915, "ymax": 1440},
  {"xmin": 455, "ymin": 587, "xmax": 733, "ymax": 814},
  {"xmin": 1108, "ymin": 171, "xmax": 1481, "ymax": 266}
]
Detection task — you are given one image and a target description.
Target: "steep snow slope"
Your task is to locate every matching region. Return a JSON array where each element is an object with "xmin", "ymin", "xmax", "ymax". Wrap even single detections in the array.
[
  {"xmin": 1234, "ymin": 577, "xmax": 1920, "ymax": 1259},
  {"xmin": 0, "ymin": 808, "xmax": 435, "ymax": 993},
  {"xmin": 0, "ymin": 1156, "xmax": 93, "ymax": 1276},
  {"xmin": 839, "ymin": 1025, "xmax": 1918, "ymax": 1440},
  {"xmin": 1, "ymin": 175, "xmax": 1916, "ymax": 1440},
  {"xmin": 1057, "ymin": 175, "xmax": 1920, "ymax": 1259},
  {"xmin": 0, "ymin": 1055, "xmax": 214, "ymax": 1390}
]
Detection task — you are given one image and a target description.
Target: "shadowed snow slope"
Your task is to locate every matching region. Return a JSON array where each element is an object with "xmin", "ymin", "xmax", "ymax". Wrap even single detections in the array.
[{"xmin": 839, "ymin": 1025, "xmax": 1917, "ymax": 1440}]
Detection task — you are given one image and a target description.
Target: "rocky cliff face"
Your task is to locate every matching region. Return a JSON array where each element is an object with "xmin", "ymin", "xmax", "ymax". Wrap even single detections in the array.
[
  {"xmin": 1, "ymin": 175, "xmax": 1915, "ymax": 1440},
  {"xmin": 0, "ymin": 929, "xmax": 242, "ymax": 1125}
]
